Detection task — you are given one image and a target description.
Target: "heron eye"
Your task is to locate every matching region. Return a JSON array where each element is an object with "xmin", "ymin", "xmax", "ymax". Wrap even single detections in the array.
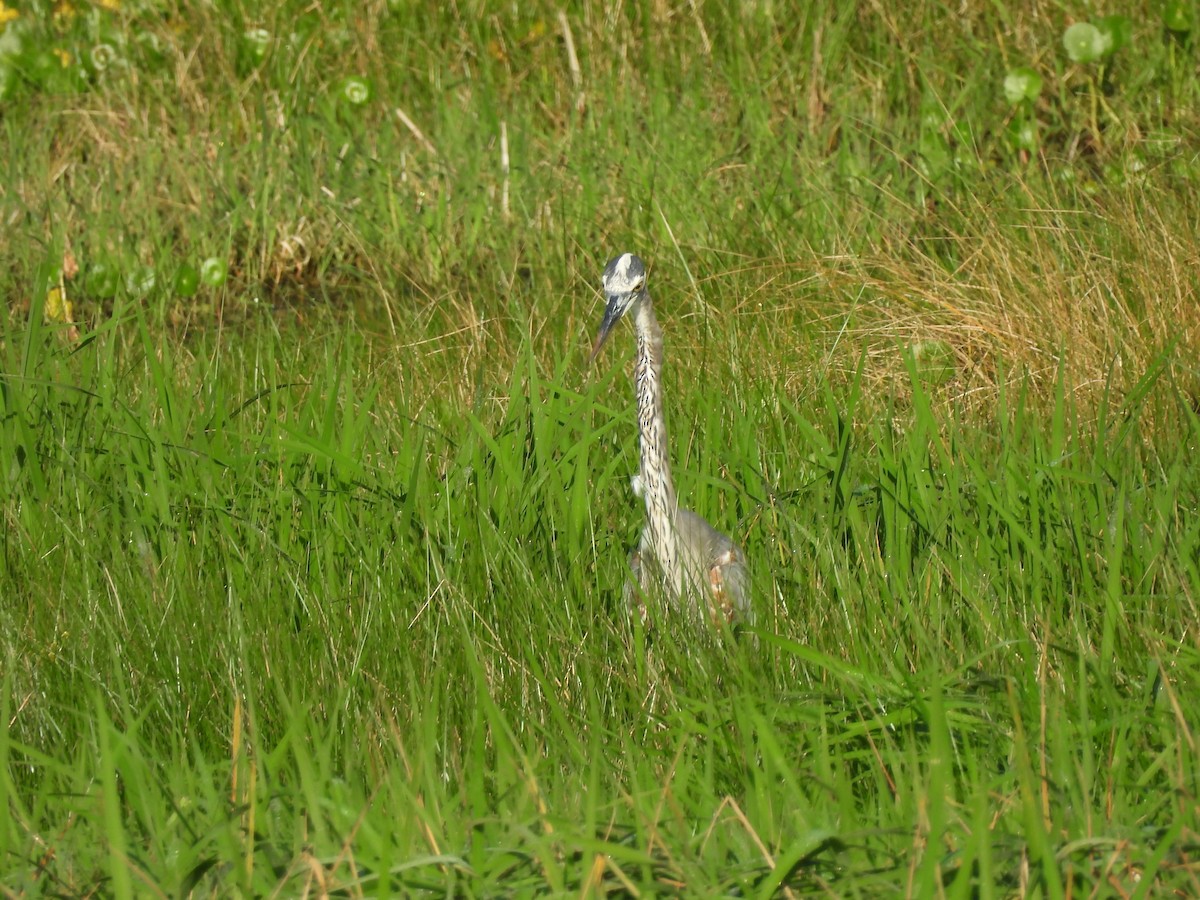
[{"xmin": 633, "ymin": 280, "xmax": 644, "ymax": 292}]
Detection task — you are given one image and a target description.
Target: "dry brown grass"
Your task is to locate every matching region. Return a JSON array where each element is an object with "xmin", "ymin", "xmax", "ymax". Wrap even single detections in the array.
[{"xmin": 799, "ymin": 178, "xmax": 1200, "ymax": 426}]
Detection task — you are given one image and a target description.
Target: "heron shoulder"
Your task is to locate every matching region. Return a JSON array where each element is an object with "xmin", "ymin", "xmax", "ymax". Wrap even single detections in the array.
[{"xmin": 675, "ymin": 506, "xmax": 738, "ymax": 556}]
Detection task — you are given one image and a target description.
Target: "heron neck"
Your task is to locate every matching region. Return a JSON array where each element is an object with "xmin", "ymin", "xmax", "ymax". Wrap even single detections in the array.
[{"xmin": 633, "ymin": 296, "xmax": 681, "ymax": 592}]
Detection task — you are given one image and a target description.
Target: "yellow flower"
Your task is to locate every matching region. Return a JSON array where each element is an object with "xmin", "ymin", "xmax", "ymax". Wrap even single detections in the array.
[
  {"xmin": 0, "ymin": 3, "xmax": 20, "ymax": 28},
  {"xmin": 45, "ymin": 287, "xmax": 75, "ymax": 324},
  {"xmin": 98, "ymin": 0, "xmax": 121, "ymax": 9},
  {"xmin": 52, "ymin": 47, "xmax": 71, "ymax": 67}
]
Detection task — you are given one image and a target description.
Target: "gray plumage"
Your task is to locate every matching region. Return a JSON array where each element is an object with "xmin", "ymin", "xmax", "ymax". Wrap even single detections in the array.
[{"xmin": 590, "ymin": 252, "xmax": 750, "ymax": 624}]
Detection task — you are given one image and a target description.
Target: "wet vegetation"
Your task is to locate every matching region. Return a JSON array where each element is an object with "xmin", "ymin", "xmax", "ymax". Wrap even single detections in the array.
[{"xmin": 2, "ymin": 1, "xmax": 1200, "ymax": 895}]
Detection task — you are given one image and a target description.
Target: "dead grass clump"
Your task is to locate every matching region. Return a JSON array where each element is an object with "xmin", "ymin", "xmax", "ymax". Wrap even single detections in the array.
[{"xmin": 813, "ymin": 185, "xmax": 1200, "ymax": 426}]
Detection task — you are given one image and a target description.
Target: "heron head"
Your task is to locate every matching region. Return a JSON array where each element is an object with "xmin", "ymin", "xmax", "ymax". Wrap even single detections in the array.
[{"xmin": 590, "ymin": 252, "xmax": 648, "ymax": 362}]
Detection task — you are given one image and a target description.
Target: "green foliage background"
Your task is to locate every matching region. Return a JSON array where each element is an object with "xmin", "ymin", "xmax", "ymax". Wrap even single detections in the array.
[{"xmin": 1, "ymin": 1, "xmax": 1199, "ymax": 895}]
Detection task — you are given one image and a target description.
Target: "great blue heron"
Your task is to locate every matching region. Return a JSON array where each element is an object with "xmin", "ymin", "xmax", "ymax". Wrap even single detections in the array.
[{"xmin": 590, "ymin": 252, "xmax": 750, "ymax": 625}]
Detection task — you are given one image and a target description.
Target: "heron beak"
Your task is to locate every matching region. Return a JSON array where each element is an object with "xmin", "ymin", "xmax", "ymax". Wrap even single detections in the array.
[{"xmin": 589, "ymin": 293, "xmax": 625, "ymax": 363}]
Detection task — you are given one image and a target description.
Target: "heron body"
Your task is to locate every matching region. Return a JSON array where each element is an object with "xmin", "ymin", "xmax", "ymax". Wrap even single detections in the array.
[{"xmin": 591, "ymin": 252, "xmax": 750, "ymax": 624}]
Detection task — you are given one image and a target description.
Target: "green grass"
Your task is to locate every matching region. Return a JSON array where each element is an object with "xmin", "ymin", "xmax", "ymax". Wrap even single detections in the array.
[{"xmin": 3, "ymin": 1, "xmax": 1200, "ymax": 896}]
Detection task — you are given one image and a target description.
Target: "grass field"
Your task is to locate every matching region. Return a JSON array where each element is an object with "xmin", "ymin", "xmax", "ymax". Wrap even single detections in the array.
[{"xmin": 2, "ymin": 1, "xmax": 1200, "ymax": 896}]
